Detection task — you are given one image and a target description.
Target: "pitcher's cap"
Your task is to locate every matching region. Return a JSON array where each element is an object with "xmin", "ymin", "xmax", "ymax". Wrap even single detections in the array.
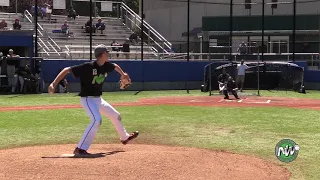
[{"xmin": 94, "ymin": 44, "xmax": 109, "ymax": 58}]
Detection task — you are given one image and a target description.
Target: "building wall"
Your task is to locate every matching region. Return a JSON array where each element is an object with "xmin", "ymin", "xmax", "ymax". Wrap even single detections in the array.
[{"xmin": 144, "ymin": 0, "xmax": 320, "ymax": 42}]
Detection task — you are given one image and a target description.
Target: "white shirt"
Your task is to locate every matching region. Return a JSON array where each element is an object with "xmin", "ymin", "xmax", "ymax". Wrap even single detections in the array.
[{"xmin": 237, "ymin": 64, "xmax": 249, "ymax": 75}]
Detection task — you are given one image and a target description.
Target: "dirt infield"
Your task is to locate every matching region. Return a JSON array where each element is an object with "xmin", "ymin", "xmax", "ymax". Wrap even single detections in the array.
[
  {"xmin": 1, "ymin": 95, "xmax": 311, "ymax": 179},
  {"xmin": 1, "ymin": 95, "xmax": 320, "ymax": 111},
  {"xmin": 0, "ymin": 144, "xmax": 290, "ymax": 180}
]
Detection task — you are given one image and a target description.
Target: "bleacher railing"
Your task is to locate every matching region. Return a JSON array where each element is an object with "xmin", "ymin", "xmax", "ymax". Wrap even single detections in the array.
[
  {"xmin": 36, "ymin": 51, "xmax": 320, "ymax": 65},
  {"xmin": 119, "ymin": 2, "xmax": 172, "ymax": 56},
  {"xmin": 23, "ymin": 10, "xmax": 62, "ymax": 58}
]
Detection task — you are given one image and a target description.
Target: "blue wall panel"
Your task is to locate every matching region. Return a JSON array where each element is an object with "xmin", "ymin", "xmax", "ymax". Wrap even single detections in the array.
[
  {"xmin": 304, "ymin": 71, "xmax": 320, "ymax": 83},
  {"xmin": 0, "ymin": 35, "xmax": 33, "ymax": 47},
  {"xmin": 291, "ymin": 61, "xmax": 320, "ymax": 83},
  {"xmin": 0, "ymin": 31, "xmax": 34, "ymax": 47},
  {"xmin": 41, "ymin": 60, "xmax": 320, "ymax": 84},
  {"xmin": 41, "ymin": 60, "xmax": 210, "ymax": 83}
]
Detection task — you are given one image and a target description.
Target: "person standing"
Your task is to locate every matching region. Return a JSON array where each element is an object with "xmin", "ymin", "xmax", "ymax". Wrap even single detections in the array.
[
  {"xmin": 7, "ymin": 49, "xmax": 20, "ymax": 93},
  {"xmin": 0, "ymin": 52, "xmax": 3, "ymax": 87},
  {"xmin": 48, "ymin": 44, "xmax": 139, "ymax": 155},
  {"xmin": 122, "ymin": 39, "xmax": 130, "ymax": 59},
  {"xmin": 236, "ymin": 60, "xmax": 249, "ymax": 92},
  {"xmin": 237, "ymin": 42, "xmax": 247, "ymax": 55}
]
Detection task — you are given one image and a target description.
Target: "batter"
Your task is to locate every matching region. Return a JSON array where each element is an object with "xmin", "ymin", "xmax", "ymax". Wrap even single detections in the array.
[{"xmin": 48, "ymin": 44, "xmax": 139, "ymax": 155}]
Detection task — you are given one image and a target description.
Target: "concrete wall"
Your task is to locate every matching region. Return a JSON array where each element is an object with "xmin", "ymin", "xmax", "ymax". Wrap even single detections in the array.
[{"xmin": 144, "ymin": 0, "xmax": 320, "ymax": 42}]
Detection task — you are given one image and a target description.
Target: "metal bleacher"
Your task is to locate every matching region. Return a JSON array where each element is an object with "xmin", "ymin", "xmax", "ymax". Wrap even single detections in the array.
[
  {"xmin": 22, "ymin": 11, "xmax": 158, "ymax": 60},
  {"xmin": 0, "ymin": 10, "xmax": 159, "ymax": 60}
]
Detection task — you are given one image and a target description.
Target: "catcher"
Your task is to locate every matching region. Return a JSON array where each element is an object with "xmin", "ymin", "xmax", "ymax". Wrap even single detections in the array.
[
  {"xmin": 48, "ymin": 44, "xmax": 138, "ymax": 155},
  {"xmin": 218, "ymin": 68, "xmax": 240, "ymax": 99}
]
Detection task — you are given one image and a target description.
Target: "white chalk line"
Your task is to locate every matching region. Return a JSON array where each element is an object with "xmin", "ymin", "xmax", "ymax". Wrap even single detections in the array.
[{"xmin": 218, "ymin": 99, "xmax": 272, "ymax": 104}]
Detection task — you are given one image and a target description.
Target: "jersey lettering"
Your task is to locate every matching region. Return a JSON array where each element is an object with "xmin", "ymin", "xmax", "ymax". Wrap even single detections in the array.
[
  {"xmin": 93, "ymin": 69, "xmax": 97, "ymax": 75},
  {"xmin": 92, "ymin": 74, "xmax": 105, "ymax": 84}
]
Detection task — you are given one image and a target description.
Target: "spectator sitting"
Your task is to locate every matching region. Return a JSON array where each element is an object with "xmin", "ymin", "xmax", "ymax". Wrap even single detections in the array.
[
  {"xmin": 129, "ymin": 32, "xmax": 138, "ymax": 44},
  {"xmin": 13, "ymin": 19, "xmax": 22, "ymax": 30},
  {"xmin": 0, "ymin": 20, "xmax": 8, "ymax": 29},
  {"xmin": 95, "ymin": 18, "xmax": 105, "ymax": 34},
  {"xmin": 84, "ymin": 20, "xmax": 96, "ymax": 33},
  {"xmin": 122, "ymin": 38, "xmax": 130, "ymax": 59},
  {"xmin": 111, "ymin": 40, "xmax": 121, "ymax": 58},
  {"xmin": 61, "ymin": 21, "xmax": 70, "ymax": 37}
]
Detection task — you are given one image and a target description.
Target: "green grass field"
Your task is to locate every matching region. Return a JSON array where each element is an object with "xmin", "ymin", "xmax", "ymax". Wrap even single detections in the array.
[{"xmin": 0, "ymin": 90, "xmax": 320, "ymax": 180}]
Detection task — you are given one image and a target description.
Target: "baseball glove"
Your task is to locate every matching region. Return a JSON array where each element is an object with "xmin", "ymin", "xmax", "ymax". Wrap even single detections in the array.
[{"xmin": 119, "ymin": 76, "xmax": 132, "ymax": 90}]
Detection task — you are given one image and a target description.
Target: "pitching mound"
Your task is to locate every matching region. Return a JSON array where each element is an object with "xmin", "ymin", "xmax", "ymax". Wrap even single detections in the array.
[{"xmin": 0, "ymin": 144, "xmax": 290, "ymax": 180}]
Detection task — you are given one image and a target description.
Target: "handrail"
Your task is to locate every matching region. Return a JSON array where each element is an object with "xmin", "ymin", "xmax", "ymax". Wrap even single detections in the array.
[
  {"xmin": 24, "ymin": 10, "xmax": 62, "ymax": 58},
  {"xmin": 37, "ymin": 29, "xmax": 43, "ymax": 36},
  {"xmin": 35, "ymin": 51, "xmax": 320, "ymax": 61},
  {"xmin": 37, "ymin": 42, "xmax": 43, "ymax": 48},
  {"xmin": 24, "ymin": 12, "xmax": 32, "ymax": 23},
  {"xmin": 65, "ymin": 44, "xmax": 158, "ymax": 57},
  {"xmin": 24, "ymin": 10, "xmax": 44, "ymax": 31},
  {"xmin": 65, "ymin": 45, "xmax": 71, "ymax": 57},
  {"xmin": 120, "ymin": 3, "xmax": 172, "ymax": 55},
  {"xmin": 39, "ymin": 38, "xmax": 50, "ymax": 51},
  {"xmin": 123, "ymin": 12, "xmax": 169, "ymax": 54},
  {"xmin": 121, "ymin": 5, "xmax": 168, "ymax": 48},
  {"xmin": 24, "ymin": 10, "xmax": 32, "ymax": 19},
  {"xmin": 65, "ymin": 45, "xmax": 157, "ymax": 51},
  {"xmin": 36, "ymin": 52, "xmax": 320, "ymax": 55},
  {"xmin": 48, "ymin": 41, "xmax": 61, "ymax": 56},
  {"xmin": 121, "ymin": 3, "xmax": 172, "ymax": 48},
  {"xmin": 49, "ymin": 36, "xmax": 61, "ymax": 51},
  {"xmin": 40, "ymin": 47, "xmax": 50, "ymax": 57}
]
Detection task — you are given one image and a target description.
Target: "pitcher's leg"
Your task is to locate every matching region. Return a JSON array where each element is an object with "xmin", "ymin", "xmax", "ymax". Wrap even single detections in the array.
[
  {"xmin": 77, "ymin": 97, "xmax": 102, "ymax": 151},
  {"xmin": 99, "ymin": 98, "xmax": 130, "ymax": 141}
]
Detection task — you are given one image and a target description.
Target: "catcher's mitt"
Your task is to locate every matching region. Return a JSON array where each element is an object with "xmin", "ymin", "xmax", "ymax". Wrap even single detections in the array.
[{"xmin": 119, "ymin": 76, "xmax": 132, "ymax": 90}]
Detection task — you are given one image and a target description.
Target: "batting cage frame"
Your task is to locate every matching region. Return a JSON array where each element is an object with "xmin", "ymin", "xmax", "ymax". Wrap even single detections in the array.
[{"xmin": 203, "ymin": 59, "xmax": 305, "ymax": 96}]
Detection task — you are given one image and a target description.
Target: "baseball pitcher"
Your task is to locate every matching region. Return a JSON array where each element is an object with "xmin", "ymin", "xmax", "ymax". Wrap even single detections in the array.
[{"xmin": 48, "ymin": 44, "xmax": 138, "ymax": 155}]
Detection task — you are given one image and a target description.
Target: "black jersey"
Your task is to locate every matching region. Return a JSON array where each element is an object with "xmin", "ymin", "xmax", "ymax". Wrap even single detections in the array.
[
  {"xmin": 218, "ymin": 73, "xmax": 231, "ymax": 83},
  {"xmin": 70, "ymin": 61, "xmax": 115, "ymax": 97}
]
